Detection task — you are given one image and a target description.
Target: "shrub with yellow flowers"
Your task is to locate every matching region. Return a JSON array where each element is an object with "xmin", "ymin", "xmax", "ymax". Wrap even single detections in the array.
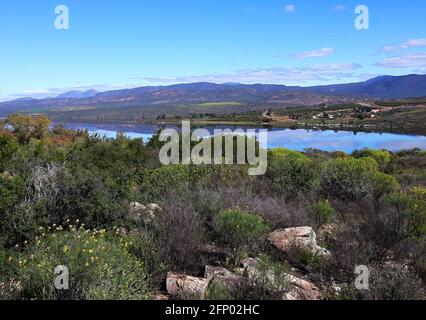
[{"xmin": 10, "ymin": 223, "xmax": 150, "ymax": 300}]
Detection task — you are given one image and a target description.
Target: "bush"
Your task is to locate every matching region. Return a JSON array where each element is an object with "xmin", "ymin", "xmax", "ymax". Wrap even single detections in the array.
[
  {"xmin": 267, "ymin": 149, "xmax": 316, "ymax": 198},
  {"xmin": 0, "ymin": 174, "xmax": 29, "ymax": 247},
  {"xmin": 234, "ymin": 255, "xmax": 289, "ymax": 300},
  {"xmin": 10, "ymin": 227, "xmax": 150, "ymax": 300},
  {"xmin": 320, "ymin": 158, "xmax": 379, "ymax": 201},
  {"xmin": 384, "ymin": 191, "xmax": 426, "ymax": 238},
  {"xmin": 138, "ymin": 165, "xmax": 193, "ymax": 203},
  {"xmin": 371, "ymin": 172, "xmax": 400, "ymax": 204},
  {"xmin": 151, "ymin": 202, "xmax": 205, "ymax": 273},
  {"xmin": 353, "ymin": 149, "xmax": 392, "ymax": 167},
  {"xmin": 0, "ymin": 134, "xmax": 19, "ymax": 172},
  {"xmin": 309, "ymin": 200, "xmax": 335, "ymax": 228},
  {"xmin": 214, "ymin": 208, "xmax": 269, "ymax": 265},
  {"xmin": 365, "ymin": 266, "xmax": 425, "ymax": 300}
]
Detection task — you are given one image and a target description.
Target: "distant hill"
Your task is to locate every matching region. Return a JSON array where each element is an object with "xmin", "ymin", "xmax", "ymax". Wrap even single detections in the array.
[
  {"xmin": 304, "ymin": 74, "xmax": 426, "ymax": 99},
  {"xmin": 1, "ymin": 74, "xmax": 425, "ymax": 117},
  {"xmin": 56, "ymin": 90, "xmax": 99, "ymax": 99}
]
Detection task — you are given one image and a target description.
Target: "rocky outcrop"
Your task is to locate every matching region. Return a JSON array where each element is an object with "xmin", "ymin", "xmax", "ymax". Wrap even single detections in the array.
[
  {"xmin": 268, "ymin": 227, "xmax": 330, "ymax": 257},
  {"xmin": 166, "ymin": 272, "xmax": 210, "ymax": 300}
]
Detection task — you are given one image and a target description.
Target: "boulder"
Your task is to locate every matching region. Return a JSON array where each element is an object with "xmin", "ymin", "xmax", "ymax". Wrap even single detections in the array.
[
  {"xmin": 166, "ymin": 272, "xmax": 210, "ymax": 300},
  {"xmin": 268, "ymin": 227, "xmax": 330, "ymax": 257},
  {"xmin": 205, "ymin": 266, "xmax": 241, "ymax": 291}
]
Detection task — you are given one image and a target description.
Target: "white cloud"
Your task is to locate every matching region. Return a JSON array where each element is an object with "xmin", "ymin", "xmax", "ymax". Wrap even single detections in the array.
[
  {"xmin": 378, "ymin": 38, "xmax": 426, "ymax": 53},
  {"xmin": 333, "ymin": 5, "xmax": 347, "ymax": 11},
  {"xmin": 291, "ymin": 47, "xmax": 335, "ymax": 59},
  {"xmin": 143, "ymin": 63, "xmax": 362, "ymax": 86},
  {"xmin": 376, "ymin": 52, "xmax": 426, "ymax": 68},
  {"xmin": 285, "ymin": 4, "xmax": 296, "ymax": 13}
]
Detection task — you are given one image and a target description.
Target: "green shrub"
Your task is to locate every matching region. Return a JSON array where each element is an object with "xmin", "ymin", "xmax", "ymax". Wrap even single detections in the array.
[
  {"xmin": 320, "ymin": 157, "xmax": 379, "ymax": 201},
  {"xmin": 206, "ymin": 281, "xmax": 232, "ymax": 300},
  {"xmin": 138, "ymin": 165, "xmax": 193, "ymax": 203},
  {"xmin": 267, "ymin": 148, "xmax": 316, "ymax": 198},
  {"xmin": 0, "ymin": 174, "xmax": 29, "ymax": 247},
  {"xmin": 10, "ymin": 227, "xmax": 150, "ymax": 300},
  {"xmin": 354, "ymin": 149, "xmax": 392, "ymax": 167},
  {"xmin": 215, "ymin": 209, "xmax": 269, "ymax": 264},
  {"xmin": 385, "ymin": 192, "xmax": 426, "ymax": 238},
  {"xmin": 0, "ymin": 134, "xmax": 19, "ymax": 172},
  {"xmin": 309, "ymin": 200, "xmax": 335, "ymax": 227},
  {"xmin": 372, "ymin": 172, "xmax": 400, "ymax": 202},
  {"xmin": 234, "ymin": 255, "xmax": 289, "ymax": 300}
]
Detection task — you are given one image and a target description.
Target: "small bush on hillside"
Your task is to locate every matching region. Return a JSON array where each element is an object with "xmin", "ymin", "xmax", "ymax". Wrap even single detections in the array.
[
  {"xmin": 371, "ymin": 172, "xmax": 400, "ymax": 205},
  {"xmin": 384, "ymin": 191, "xmax": 426, "ymax": 238},
  {"xmin": 215, "ymin": 209, "xmax": 269, "ymax": 265},
  {"xmin": 320, "ymin": 158, "xmax": 379, "ymax": 201},
  {"xmin": 267, "ymin": 149, "xmax": 317, "ymax": 199},
  {"xmin": 309, "ymin": 200, "xmax": 335, "ymax": 228},
  {"xmin": 151, "ymin": 202, "xmax": 205, "ymax": 273}
]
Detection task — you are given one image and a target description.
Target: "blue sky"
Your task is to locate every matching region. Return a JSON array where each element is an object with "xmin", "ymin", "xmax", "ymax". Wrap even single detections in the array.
[{"xmin": 1, "ymin": 0, "xmax": 426, "ymax": 101}]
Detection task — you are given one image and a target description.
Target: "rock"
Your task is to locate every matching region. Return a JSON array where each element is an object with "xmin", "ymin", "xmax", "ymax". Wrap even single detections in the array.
[
  {"xmin": 268, "ymin": 227, "xmax": 330, "ymax": 257},
  {"xmin": 166, "ymin": 272, "xmax": 210, "ymax": 300},
  {"xmin": 205, "ymin": 266, "xmax": 241, "ymax": 292},
  {"xmin": 151, "ymin": 293, "xmax": 171, "ymax": 300},
  {"xmin": 283, "ymin": 273, "xmax": 321, "ymax": 300},
  {"xmin": 241, "ymin": 258, "xmax": 321, "ymax": 300}
]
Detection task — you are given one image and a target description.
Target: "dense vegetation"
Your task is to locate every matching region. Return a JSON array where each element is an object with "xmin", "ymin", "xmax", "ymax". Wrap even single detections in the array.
[{"xmin": 0, "ymin": 115, "xmax": 425, "ymax": 300}]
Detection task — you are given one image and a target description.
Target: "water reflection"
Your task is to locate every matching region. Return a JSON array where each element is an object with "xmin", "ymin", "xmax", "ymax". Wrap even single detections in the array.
[{"xmin": 56, "ymin": 122, "xmax": 426, "ymax": 153}]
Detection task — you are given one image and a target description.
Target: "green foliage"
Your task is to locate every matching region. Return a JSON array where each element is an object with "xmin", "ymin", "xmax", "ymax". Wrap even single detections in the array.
[
  {"xmin": 320, "ymin": 157, "xmax": 379, "ymax": 201},
  {"xmin": 0, "ymin": 174, "xmax": 28, "ymax": 247},
  {"xmin": 55, "ymin": 166, "xmax": 127, "ymax": 228},
  {"xmin": 354, "ymin": 149, "xmax": 392, "ymax": 167},
  {"xmin": 267, "ymin": 148, "xmax": 317, "ymax": 198},
  {"xmin": 10, "ymin": 228, "xmax": 150, "ymax": 300},
  {"xmin": 309, "ymin": 200, "xmax": 335, "ymax": 227},
  {"xmin": 255, "ymin": 255, "xmax": 289, "ymax": 293},
  {"xmin": 372, "ymin": 172, "xmax": 400, "ymax": 201},
  {"xmin": 235, "ymin": 255, "xmax": 289, "ymax": 300},
  {"xmin": 206, "ymin": 281, "xmax": 232, "ymax": 300},
  {"xmin": 138, "ymin": 165, "xmax": 192, "ymax": 203},
  {"xmin": 5, "ymin": 114, "xmax": 51, "ymax": 144},
  {"xmin": 0, "ymin": 134, "xmax": 19, "ymax": 171},
  {"xmin": 385, "ymin": 191, "xmax": 426, "ymax": 237},
  {"xmin": 215, "ymin": 209, "xmax": 268, "ymax": 264}
]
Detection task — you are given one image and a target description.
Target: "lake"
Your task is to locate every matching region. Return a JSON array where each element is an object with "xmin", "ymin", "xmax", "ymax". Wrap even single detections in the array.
[{"xmin": 57, "ymin": 122, "xmax": 426, "ymax": 153}]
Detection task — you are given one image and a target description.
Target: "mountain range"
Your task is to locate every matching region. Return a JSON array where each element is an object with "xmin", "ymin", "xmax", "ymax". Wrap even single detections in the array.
[{"xmin": 1, "ymin": 74, "xmax": 425, "ymax": 117}]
